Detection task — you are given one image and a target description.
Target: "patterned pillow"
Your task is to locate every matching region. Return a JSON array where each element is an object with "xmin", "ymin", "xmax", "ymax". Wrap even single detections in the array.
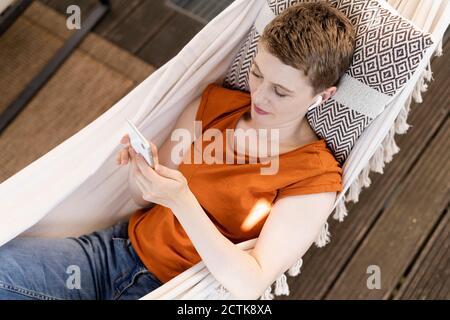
[{"xmin": 223, "ymin": 0, "xmax": 434, "ymax": 165}]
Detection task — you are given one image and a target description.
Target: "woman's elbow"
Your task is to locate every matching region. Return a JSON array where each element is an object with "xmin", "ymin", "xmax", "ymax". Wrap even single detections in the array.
[{"xmin": 229, "ymin": 282, "xmax": 266, "ymax": 300}]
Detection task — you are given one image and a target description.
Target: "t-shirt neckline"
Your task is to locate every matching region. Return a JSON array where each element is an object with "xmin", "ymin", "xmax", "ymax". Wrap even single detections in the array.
[{"xmin": 227, "ymin": 105, "xmax": 325, "ymax": 162}]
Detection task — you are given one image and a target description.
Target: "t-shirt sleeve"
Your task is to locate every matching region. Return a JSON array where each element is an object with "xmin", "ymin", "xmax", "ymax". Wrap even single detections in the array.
[
  {"xmin": 195, "ymin": 83, "xmax": 217, "ymax": 131},
  {"xmin": 195, "ymin": 83, "xmax": 250, "ymax": 132},
  {"xmin": 275, "ymin": 170, "xmax": 343, "ymax": 201}
]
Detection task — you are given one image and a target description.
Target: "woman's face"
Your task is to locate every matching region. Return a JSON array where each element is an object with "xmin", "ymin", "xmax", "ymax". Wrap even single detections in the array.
[{"xmin": 248, "ymin": 42, "xmax": 335, "ymax": 128}]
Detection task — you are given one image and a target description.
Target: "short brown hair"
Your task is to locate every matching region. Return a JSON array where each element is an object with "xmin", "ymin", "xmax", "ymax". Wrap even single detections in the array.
[{"xmin": 259, "ymin": 1, "xmax": 356, "ymax": 96}]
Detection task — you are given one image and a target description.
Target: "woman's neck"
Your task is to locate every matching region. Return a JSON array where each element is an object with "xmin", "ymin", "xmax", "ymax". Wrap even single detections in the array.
[{"xmin": 241, "ymin": 110, "xmax": 317, "ymax": 148}]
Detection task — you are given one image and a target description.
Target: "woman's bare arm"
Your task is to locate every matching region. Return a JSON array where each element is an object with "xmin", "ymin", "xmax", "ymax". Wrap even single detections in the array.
[
  {"xmin": 249, "ymin": 191, "xmax": 338, "ymax": 296},
  {"xmin": 169, "ymin": 189, "xmax": 337, "ymax": 299},
  {"xmin": 128, "ymin": 95, "xmax": 202, "ymax": 207}
]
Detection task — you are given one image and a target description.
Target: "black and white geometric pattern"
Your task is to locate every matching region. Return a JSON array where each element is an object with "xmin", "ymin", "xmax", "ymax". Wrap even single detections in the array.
[
  {"xmin": 222, "ymin": 0, "xmax": 434, "ymax": 165},
  {"xmin": 224, "ymin": 25, "xmax": 261, "ymax": 92},
  {"xmin": 306, "ymin": 100, "xmax": 372, "ymax": 163}
]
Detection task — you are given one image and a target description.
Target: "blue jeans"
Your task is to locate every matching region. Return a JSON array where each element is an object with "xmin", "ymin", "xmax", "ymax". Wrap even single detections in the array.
[{"xmin": 0, "ymin": 221, "xmax": 162, "ymax": 300}]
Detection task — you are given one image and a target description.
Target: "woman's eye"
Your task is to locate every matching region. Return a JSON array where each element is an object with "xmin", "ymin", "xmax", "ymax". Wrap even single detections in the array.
[
  {"xmin": 250, "ymin": 70, "xmax": 261, "ymax": 78},
  {"xmin": 275, "ymin": 91, "xmax": 286, "ymax": 98},
  {"xmin": 251, "ymin": 69, "xmax": 286, "ymax": 98}
]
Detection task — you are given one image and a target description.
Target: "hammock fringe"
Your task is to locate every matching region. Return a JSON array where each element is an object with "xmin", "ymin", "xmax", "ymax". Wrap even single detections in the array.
[
  {"xmin": 314, "ymin": 221, "xmax": 331, "ymax": 248},
  {"xmin": 288, "ymin": 258, "xmax": 303, "ymax": 277},
  {"xmin": 208, "ymin": 284, "xmax": 233, "ymax": 300},
  {"xmin": 274, "ymin": 274, "xmax": 290, "ymax": 296},
  {"xmin": 435, "ymin": 38, "xmax": 443, "ymax": 57},
  {"xmin": 260, "ymin": 285, "xmax": 274, "ymax": 300},
  {"xmin": 333, "ymin": 195, "xmax": 349, "ymax": 222}
]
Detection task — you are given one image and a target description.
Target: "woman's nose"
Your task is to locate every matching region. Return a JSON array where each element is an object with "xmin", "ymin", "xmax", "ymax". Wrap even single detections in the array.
[{"xmin": 252, "ymin": 85, "xmax": 269, "ymax": 105}]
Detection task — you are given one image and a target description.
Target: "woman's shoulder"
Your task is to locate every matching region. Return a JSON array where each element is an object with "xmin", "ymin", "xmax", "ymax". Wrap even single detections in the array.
[
  {"xmin": 200, "ymin": 83, "xmax": 250, "ymax": 112},
  {"xmin": 275, "ymin": 140, "xmax": 343, "ymax": 200},
  {"xmin": 202, "ymin": 82, "xmax": 250, "ymax": 99},
  {"xmin": 281, "ymin": 138, "xmax": 342, "ymax": 178},
  {"xmin": 196, "ymin": 82, "xmax": 251, "ymax": 130},
  {"xmin": 313, "ymin": 139, "xmax": 342, "ymax": 170}
]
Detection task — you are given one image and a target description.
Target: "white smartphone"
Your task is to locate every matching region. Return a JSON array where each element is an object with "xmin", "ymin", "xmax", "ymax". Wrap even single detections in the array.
[{"xmin": 126, "ymin": 118, "xmax": 155, "ymax": 168}]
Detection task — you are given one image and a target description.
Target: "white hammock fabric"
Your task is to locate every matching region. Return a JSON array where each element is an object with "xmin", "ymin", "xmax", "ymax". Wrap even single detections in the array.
[{"xmin": 0, "ymin": 0, "xmax": 448, "ymax": 300}]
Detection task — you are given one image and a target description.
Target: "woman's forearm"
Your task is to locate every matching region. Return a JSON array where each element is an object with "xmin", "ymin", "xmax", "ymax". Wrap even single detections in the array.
[{"xmin": 171, "ymin": 190, "xmax": 265, "ymax": 300}]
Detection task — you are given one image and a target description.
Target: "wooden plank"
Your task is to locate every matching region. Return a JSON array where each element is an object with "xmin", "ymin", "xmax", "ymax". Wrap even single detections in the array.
[
  {"xmin": 39, "ymin": 0, "xmax": 146, "ymax": 43},
  {"xmin": 166, "ymin": 0, "xmax": 234, "ymax": 23},
  {"xmin": 278, "ymin": 38, "xmax": 450, "ymax": 300},
  {"xmin": 40, "ymin": 0, "xmax": 206, "ymax": 67},
  {"xmin": 0, "ymin": 0, "xmax": 110, "ymax": 133},
  {"xmin": 93, "ymin": 0, "xmax": 143, "ymax": 36},
  {"xmin": 103, "ymin": 0, "xmax": 175, "ymax": 54},
  {"xmin": 325, "ymin": 115, "xmax": 450, "ymax": 299},
  {"xmin": 44, "ymin": 0, "xmax": 96, "ymax": 16},
  {"xmin": 38, "ymin": 0, "xmax": 54, "ymax": 5},
  {"xmin": 0, "ymin": 1, "xmax": 152, "ymax": 182},
  {"xmin": 393, "ymin": 206, "xmax": 449, "ymax": 299},
  {"xmin": 137, "ymin": 11, "xmax": 204, "ymax": 68},
  {"xmin": 0, "ymin": 0, "xmax": 33, "ymax": 37},
  {"xmin": 24, "ymin": 1, "xmax": 154, "ymax": 83}
]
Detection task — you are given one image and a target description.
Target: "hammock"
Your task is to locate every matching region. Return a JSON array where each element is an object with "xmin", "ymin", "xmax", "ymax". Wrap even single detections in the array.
[{"xmin": 0, "ymin": 0, "xmax": 448, "ymax": 300}]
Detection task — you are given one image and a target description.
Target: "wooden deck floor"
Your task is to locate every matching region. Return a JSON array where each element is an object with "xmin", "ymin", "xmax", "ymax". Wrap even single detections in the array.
[
  {"xmin": 10, "ymin": 0, "xmax": 450, "ymax": 299},
  {"xmin": 40, "ymin": 0, "xmax": 207, "ymax": 68}
]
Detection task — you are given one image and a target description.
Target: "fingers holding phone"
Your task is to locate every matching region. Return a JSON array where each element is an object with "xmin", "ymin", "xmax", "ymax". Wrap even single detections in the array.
[
  {"xmin": 129, "ymin": 141, "xmax": 159, "ymax": 171},
  {"xmin": 117, "ymin": 134, "xmax": 131, "ymax": 166},
  {"xmin": 117, "ymin": 118, "xmax": 158, "ymax": 169},
  {"xmin": 116, "ymin": 133, "xmax": 155, "ymax": 168},
  {"xmin": 125, "ymin": 119, "xmax": 156, "ymax": 168},
  {"xmin": 149, "ymin": 141, "xmax": 159, "ymax": 169},
  {"xmin": 128, "ymin": 146, "xmax": 139, "ymax": 175}
]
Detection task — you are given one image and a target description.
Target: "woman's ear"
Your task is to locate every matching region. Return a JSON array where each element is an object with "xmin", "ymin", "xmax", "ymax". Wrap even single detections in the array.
[
  {"xmin": 323, "ymin": 86, "xmax": 337, "ymax": 102},
  {"xmin": 308, "ymin": 86, "xmax": 337, "ymax": 111}
]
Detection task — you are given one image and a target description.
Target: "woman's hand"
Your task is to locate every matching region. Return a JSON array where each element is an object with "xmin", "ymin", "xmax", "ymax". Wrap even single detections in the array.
[
  {"xmin": 128, "ymin": 140, "xmax": 190, "ymax": 210},
  {"xmin": 116, "ymin": 134, "xmax": 132, "ymax": 166}
]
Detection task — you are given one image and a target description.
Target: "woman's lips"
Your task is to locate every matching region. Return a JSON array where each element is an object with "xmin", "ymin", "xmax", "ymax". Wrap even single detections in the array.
[{"xmin": 253, "ymin": 104, "xmax": 270, "ymax": 115}]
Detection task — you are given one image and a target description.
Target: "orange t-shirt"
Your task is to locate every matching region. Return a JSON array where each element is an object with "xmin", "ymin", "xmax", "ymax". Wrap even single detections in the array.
[{"xmin": 128, "ymin": 83, "xmax": 343, "ymax": 284}]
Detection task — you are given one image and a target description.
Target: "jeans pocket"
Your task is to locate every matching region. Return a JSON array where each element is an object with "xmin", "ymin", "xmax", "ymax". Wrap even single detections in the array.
[
  {"xmin": 113, "ymin": 268, "xmax": 162, "ymax": 300},
  {"xmin": 111, "ymin": 238, "xmax": 134, "ymax": 288}
]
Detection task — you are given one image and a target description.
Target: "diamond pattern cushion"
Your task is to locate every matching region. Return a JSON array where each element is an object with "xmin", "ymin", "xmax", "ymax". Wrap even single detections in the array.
[{"xmin": 223, "ymin": 0, "xmax": 434, "ymax": 165}]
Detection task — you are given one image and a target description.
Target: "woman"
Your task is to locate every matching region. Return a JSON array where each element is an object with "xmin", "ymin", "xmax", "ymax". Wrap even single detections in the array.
[{"xmin": 0, "ymin": 2, "xmax": 355, "ymax": 300}]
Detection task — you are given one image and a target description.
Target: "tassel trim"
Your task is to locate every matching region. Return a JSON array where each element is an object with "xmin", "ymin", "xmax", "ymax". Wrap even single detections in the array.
[
  {"xmin": 394, "ymin": 93, "xmax": 412, "ymax": 134},
  {"xmin": 384, "ymin": 126, "xmax": 401, "ymax": 163},
  {"xmin": 333, "ymin": 196, "xmax": 349, "ymax": 222},
  {"xmin": 435, "ymin": 38, "xmax": 443, "ymax": 57},
  {"xmin": 288, "ymin": 258, "xmax": 303, "ymax": 276},
  {"xmin": 314, "ymin": 221, "xmax": 330, "ymax": 248},
  {"xmin": 274, "ymin": 274, "xmax": 290, "ymax": 296},
  {"xmin": 207, "ymin": 284, "xmax": 232, "ymax": 300},
  {"xmin": 369, "ymin": 142, "xmax": 386, "ymax": 174},
  {"xmin": 260, "ymin": 285, "xmax": 274, "ymax": 300}
]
